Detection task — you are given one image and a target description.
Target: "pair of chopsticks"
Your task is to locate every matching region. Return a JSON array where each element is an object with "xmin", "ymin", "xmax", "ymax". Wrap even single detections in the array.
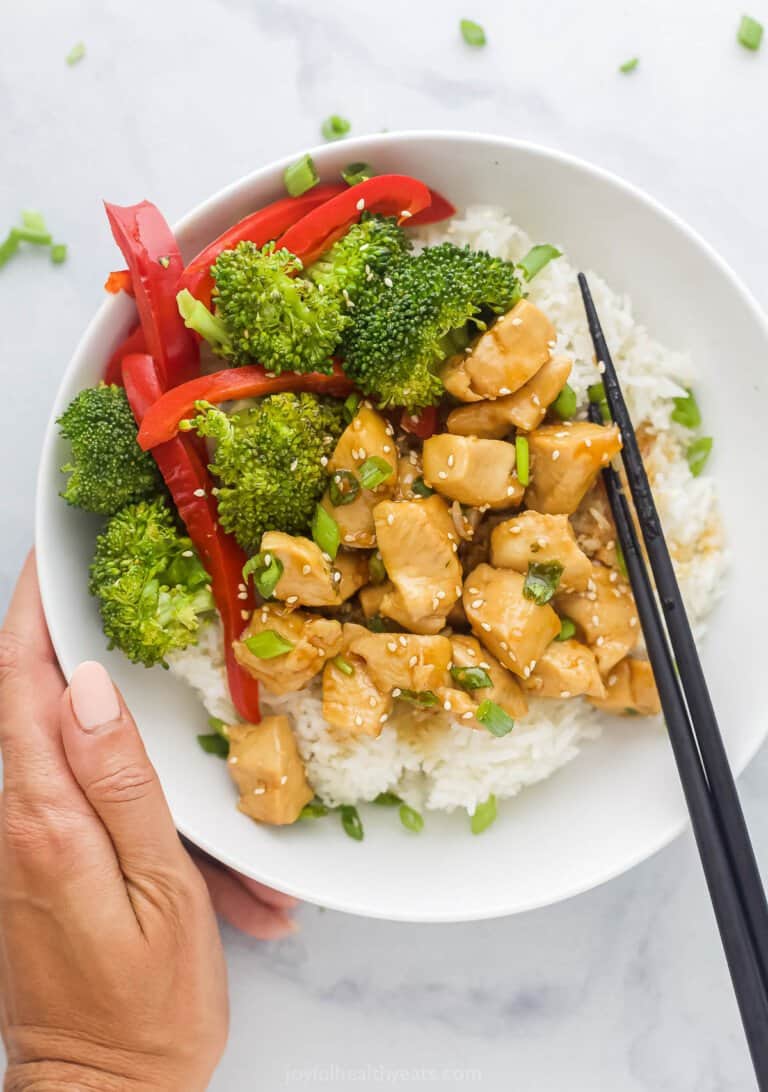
[{"xmin": 578, "ymin": 274, "xmax": 768, "ymax": 1088}]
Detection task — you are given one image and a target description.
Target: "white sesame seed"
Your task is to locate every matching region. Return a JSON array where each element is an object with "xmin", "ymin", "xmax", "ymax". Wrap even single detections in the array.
[
  {"xmin": 280, "ymin": 775, "xmax": 288, "ymax": 785},
  {"xmin": 630, "ymin": 616, "xmax": 638, "ymax": 627},
  {"xmin": 392, "ymin": 687, "xmax": 402, "ymax": 697},
  {"xmin": 383, "ymin": 276, "xmax": 393, "ymax": 288},
  {"xmin": 511, "ymin": 526, "xmax": 523, "ymax": 535},
  {"xmin": 523, "ymin": 666, "xmax": 531, "ymax": 678},
  {"xmin": 531, "ymin": 394, "xmax": 541, "ymax": 406},
  {"xmin": 462, "ymin": 711, "xmax": 474, "ymax": 720},
  {"xmin": 596, "ymin": 636, "xmax": 605, "ymax": 646},
  {"xmin": 480, "ymin": 622, "xmax": 492, "ymax": 632},
  {"xmin": 290, "ymin": 458, "xmax": 299, "ymax": 471},
  {"xmin": 181, "ymin": 549, "xmax": 194, "ymax": 558},
  {"xmin": 436, "ymin": 590, "xmax": 446, "ymax": 600},
  {"xmin": 597, "ymin": 360, "xmax": 606, "ymax": 373},
  {"xmin": 379, "ymin": 713, "xmax": 389, "ymax": 723},
  {"xmin": 591, "ymin": 615, "xmax": 600, "ymax": 626},
  {"xmin": 383, "ymin": 444, "xmax": 392, "ymax": 454},
  {"xmin": 229, "ymin": 756, "xmax": 239, "ymax": 765},
  {"xmin": 356, "ymin": 197, "xmax": 365, "ymax": 211},
  {"xmin": 511, "ymin": 317, "xmax": 523, "ymax": 327},
  {"xmin": 498, "ymin": 387, "xmax": 511, "ymax": 396},
  {"xmin": 369, "ymin": 696, "xmax": 377, "ymax": 708},
  {"xmin": 241, "ymin": 610, "xmax": 250, "ymax": 620},
  {"xmin": 608, "ymin": 674, "xmax": 618, "ymax": 687},
  {"xmin": 398, "ymin": 635, "xmax": 408, "ymax": 647},
  {"xmin": 333, "ymin": 570, "xmax": 342, "ymax": 583},
  {"xmin": 387, "ymin": 513, "xmax": 394, "ymax": 526},
  {"xmin": 252, "ymin": 786, "xmax": 265, "ymax": 795},
  {"xmin": 237, "ymin": 591, "xmax": 248, "ymax": 600},
  {"xmin": 387, "ymin": 641, "xmax": 397, "ymax": 653},
  {"xmin": 471, "ymin": 598, "xmax": 484, "ymax": 609},
  {"xmin": 584, "ymin": 438, "xmax": 592, "ymax": 448},
  {"xmin": 438, "ymin": 471, "xmax": 448, "ymax": 480},
  {"xmin": 286, "ymin": 595, "xmax": 299, "ymax": 605},
  {"xmin": 408, "ymin": 655, "xmax": 418, "ymax": 667},
  {"xmin": 560, "ymin": 690, "xmax": 571, "ymax": 699},
  {"xmin": 552, "ymin": 450, "xmax": 561, "ymax": 461},
  {"xmin": 193, "ymin": 488, "xmax": 205, "ymax": 497},
  {"xmin": 507, "ymin": 485, "xmax": 517, "ymax": 496},
  {"xmin": 479, "ymin": 661, "xmax": 491, "ymax": 670},
  {"xmin": 455, "ymin": 585, "xmax": 462, "ymax": 597},
  {"xmin": 354, "ymin": 714, "xmax": 363, "ymax": 727},
  {"xmin": 447, "ymin": 454, "xmax": 455, "ymax": 468},
  {"xmin": 320, "ymin": 455, "xmax": 329, "ymax": 467}
]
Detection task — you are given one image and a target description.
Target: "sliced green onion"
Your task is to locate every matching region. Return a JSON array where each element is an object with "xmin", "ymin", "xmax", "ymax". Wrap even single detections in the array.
[
  {"xmin": 687, "ymin": 436, "xmax": 713, "ymax": 477},
  {"xmin": 366, "ymin": 614, "xmax": 387, "ymax": 633},
  {"xmin": 311, "ymin": 504, "xmax": 341, "ymax": 559},
  {"xmin": 0, "ymin": 232, "xmax": 19, "ymax": 268},
  {"xmin": 519, "ymin": 244, "xmax": 562, "ymax": 281},
  {"xmin": 588, "ymin": 381, "xmax": 611, "ymax": 423},
  {"xmin": 460, "ymin": 18, "xmax": 486, "ymax": 46},
  {"xmin": 341, "ymin": 162, "xmax": 375, "ymax": 186},
  {"xmin": 476, "ymin": 700, "xmax": 515, "ymax": 737},
  {"xmin": 738, "ymin": 14, "xmax": 763, "ymax": 50},
  {"xmin": 671, "ymin": 388, "xmax": 701, "ymax": 429},
  {"xmin": 412, "ymin": 476, "xmax": 435, "ymax": 498},
  {"xmin": 615, "ymin": 542, "xmax": 628, "ymax": 580},
  {"xmin": 244, "ymin": 630, "xmax": 295, "ymax": 659},
  {"xmin": 515, "ymin": 434, "xmax": 530, "ymax": 486},
  {"xmin": 158, "ymin": 255, "xmax": 171, "ymax": 269},
  {"xmin": 242, "ymin": 553, "xmax": 284, "ymax": 599},
  {"xmin": 300, "ymin": 800, "xmax": 330, "ymax": 819},
  {"xmin": 197, "ymin": 733, "xmax": 229, "ymax": 758},
  {"xmin": 340, "ymin": 804, "xmax": 364, "ymax": 841},
  {"xmin": 399, "ymin": 803, "xmax": 424, "ymax": 832},
  {"xmin": 470, "ymin": 794, "xmax": 497, "ymax": 834},
  {"xmin": 284, "ymin": 153, "xmax": 319, "ymax": 197},
  {"xmin": 321, "ymin": 115, "xmax": 351, "ymax": 141},
  {"xmin": 329, "ymin": 469, "xmax": 360, "ymax": 507},
  {"xmin": 619, "ymin": 57, "xmax": 639, "ymax": 73},
  {"xmin": 208, "ymin": 715, "xmax": 230, "ymax": 740},
  {"xmin": 343, "ymin": 392, "xmax": 361, "ymax": 422},
  {"xmin": 523, "ymin": 560, "xmax": 564, "ymax": 605},
  {"xmin": 50, "ymin": 243, "xmax": 68, "ymax": 264},
  {"xmin": 66, "ymin": 41, "xmax": 86, "ymax": 66},
  {"xmin": 374, "ymin": 791, "xmax": 402, "ymax": 806},
  {"xmin": 450, "ymin": 665, "xmax": 492, "ymax": 691},
  {"xmin": 556, "ymin": 617, "xmax": 576, "ymax": 642},
  {"xmin": 368, "ymin": 551, "xmax": 387, "ymax": 584},
  {"xmin": 359, "ymin": 456, "xmax": 394, "ymax": 490},
  {"xmin": 12, "ymin": 226, "xmax": 52, "ymax": 246},
  {"xmin": 398, "ymin": 689, "xmax": 439, "ymax": 708},
  {"xmin": 332, "ymin": 654, "xmax": 355, "ymax": 677},
  {"xmin": 22, "ymin": 210, "xmax": 47, "ymax": 233},
  {"xmin": 550, "ymin": 382, "xmax": 577, "ymax": 420}
]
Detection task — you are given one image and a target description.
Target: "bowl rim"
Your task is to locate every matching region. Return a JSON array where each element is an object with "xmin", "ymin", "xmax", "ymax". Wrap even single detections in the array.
[{"xmin": 35, "ymin": 130, "xmax": 768, "ymax": 921}]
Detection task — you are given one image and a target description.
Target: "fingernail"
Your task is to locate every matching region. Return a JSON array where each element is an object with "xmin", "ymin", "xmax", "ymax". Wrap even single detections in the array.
[{"xmin": 70, "ymin": 661, "xmax": 121, "ymax": 732}]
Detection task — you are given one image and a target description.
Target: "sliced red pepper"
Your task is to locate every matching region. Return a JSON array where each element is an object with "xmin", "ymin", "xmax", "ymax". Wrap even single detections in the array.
[
  {"xmin": 277, "ymin": 174, "xmax": 432, "ymax": 267},
  {"xmin": 123, "ymin": 353, "xmax": 261, "ymax": 723},
  {"xmin": 104, "ymin": 201, "xmax": 199, "ymax": 390},
  {"xmin": 400, "ymin": 405, "xmax": 439, "ymax": 439},
  {"xmin": 178, "ymin": 183, "xmax": 347, "ymax": 310},
  {"xmin": 408, "ymin": 188, "xmax": 456, "ymax": 226},
  {"xmin": 137, "ymin": 362, "xmax": 354, "ymax": 451},
  {"xmin": 104, "ymin": 324, "xmax": 147, "ymax": 386},
  {"xmin": 104, "ymin": 269, "xmax": 135, "ymax": 296}
]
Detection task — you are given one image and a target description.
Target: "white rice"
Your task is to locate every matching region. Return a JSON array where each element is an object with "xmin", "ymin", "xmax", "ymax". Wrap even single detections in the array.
[{"xmin": 169, "ymin": 206, "xmax": 727, "ymax": 815}]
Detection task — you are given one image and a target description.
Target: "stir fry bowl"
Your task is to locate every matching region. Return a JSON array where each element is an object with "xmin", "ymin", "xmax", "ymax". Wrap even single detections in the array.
[{"xmin": 36, "ymin": 132, "xmax": 768, "ymax": 922}]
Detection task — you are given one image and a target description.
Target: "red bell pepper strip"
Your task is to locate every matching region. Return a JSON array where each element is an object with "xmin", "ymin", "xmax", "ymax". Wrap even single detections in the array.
[
  {"xmin": 104, "ymin": 269, "xmax": 135, "ymax": 296},
  {"xmin": 400, "ymin": 405, "xmax": 439, "ymax": 439},
  {"xmin": 104, "ymin": 323, "xmax": 147, "ymax": 386},
  {"xmin": 178, "ymin": 183, "xmax": 347, "ymax": 310},
  {"xmin": 408, "ymin": 188, "xmax": 456, "ymax": 226},
  {"xmin": 104, "ymin": 201, "xmax": 199, "ymax": 390},
  {"xmin": 137, "ymin": 362, "xmax": 354, "ymax": 451},
  {"xmin": 277, "ymin": 174, "xmax": 433, "ymax": 267},
  {"xmin": 123, "ymin": 353, "xmax": 261, "ymax": 723}
]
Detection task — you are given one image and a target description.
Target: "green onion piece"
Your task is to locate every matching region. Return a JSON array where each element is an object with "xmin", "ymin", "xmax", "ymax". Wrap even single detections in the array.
[
  {"xmin": 22, "ymin": 210, "xmax": 47, "ymax": 233},
  {"xmin": 556, "ymin": 617, "xmax": 576, "ymax": 642},
  {"xmin": 311, "ymin": 504, "xmax": 341, "ymax": 559},
  {"xmin": 242, "ymin": 553, "xmax": 284, "ymax": 598},
  {"xmin": 374, "ymin": 791, "xmax": 402, "ymax": 806},
  {"xmin": 470, "ymin": 794, "xmax": 497, "ymax": 834},
  {"xmin": 284, "ymin": 153, "xmax": 319, "ymax": 197},
  {"xmin": 450, "ymin": 665, "xmax": 492, "ymax": 691},
  {"xmin": 244, "ymin": 630, "xmax": 295, "ymax": 659},
  {"xmin": 738, "ymin": 14, "xmax": 763, "ymax": 50},
  {"xmin": 515, "ymin": 434, "xmax": 530, "ymax": 486},
  {"xmin": 12, "ymin": 226, "xmax": 53, "ymax": 246},
  {"xmin": 519, "ymin": 244, "xmax": 562, "ymax": 281},
  {"xmin": 367, "ymin": 614, "xmax": 387, "ymax": 633},
  {"xmin": 411, "ymin": 476, "xmax": 435, "ymax": 498},
  {"xmin": 398, "ymin": 689, "xmax": 439, "ymax": 708},
  {"xmin": 476, "ymin": 700, "xmax": 515, "ymax": 737},
  {"xmin": 340, "ymin": 804, "xmax": 364, "ymax": 841},
  {"xmin": 343, "ymin": 392, "xmax": 361, "ymax": 422},
  {"xmin": 399, "ymin": 803, "xmax": 424, "ymax": 832},
  {"xmin": 0, "ymin": 232, "xmax": 20, "ymax": 268},
  {"xmin": 66, "ymin": 41, "xmax": 86, "ymax": 65},
  {"xmin": 368, "ymin": 551, "xmax": 387, "ymax": 585},
  {"xmin": 197, "ymin": 733, "xmax": 229, "ymax": 758},
  {"xmin": 50, "ymin": 243, "xmax": 68, "ymax": 264},
  {"xmin": 670, "ymin": 388, "xmax": 702, "ymax": 429},
  {"xmin": 687, "ymin": 436, "xmax": 713, "ymax": 477},
  {"xmin": 615, "ymin": 542, "xmax": 628, "ymax": 580},
  {"xmin": 332, "ymin": 654, "xmax": 355, "ymax": 677},
  {"xmin": 619, "ymin": 57, "xmax": 639, "ymax": 73},
  {"xmin": 208, "ymin": 715, "xmax": 230, "ymax": 740},
  {"xmin": 588, "ymin": 381, "xmax": 611, "ymax": 423},
  {"xmin": 550, "ymin": 382, "xmax": 577, "ymax": 420},
  {"xmin": 321, "ymin": 115, "xmax": 351, "ymax": 142},
  {"xmin": 158, "ymin": 255, "xmax": 171, "ymax": 269},
  {"xmin": 300, "ymin": 800, "xmax": 330, "ymax": 819},
  {"xmin": 341, "ymin": 161, "xmax": 376, "ymax": 186},
  {"xmin": 523, "ymin": 560, "xmax": 564, "ymax": 605},
  {"xmin": 460, "ymin": 18, "xmax": 486, "ymax": 46},
  {"xmin": 359, "ymin": 456, "xmax": 394, "ymax": 490},
  {"xmin": 329, "ymin": 469, "xmax": 360, "ymax": 507}
]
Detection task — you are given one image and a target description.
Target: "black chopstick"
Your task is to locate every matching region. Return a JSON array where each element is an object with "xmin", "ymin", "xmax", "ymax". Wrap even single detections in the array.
[{"xmin": 579, "ymin": 275, "xmax": 768, "ymax": 1088}]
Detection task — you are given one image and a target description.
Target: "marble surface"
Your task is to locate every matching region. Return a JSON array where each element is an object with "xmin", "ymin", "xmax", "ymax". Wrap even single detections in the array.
[{"xmin": 2, "ymin": 0, "xmax": 767, "ymax": 1088}]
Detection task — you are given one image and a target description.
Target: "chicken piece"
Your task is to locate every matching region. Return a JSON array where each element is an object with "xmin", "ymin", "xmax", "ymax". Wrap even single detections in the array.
[
  {"xmin": 320, "ymin": 405, "xmax": 398, "ymax": 549},
  {"xmin": 555, "ymin": 562, "xmax": 638, "ymax": 675},
  {"xmin": 450, "ymin": 634, "xmax": 528, "ymax": 719},
  {"xmin": 422, "ymin": 435, "xmax": 524, "ymax": 509},
  {"xmin": 373, "ymin": 497, "xmax": 462, "ymax": 633},
  {"xmin": 394, "ymin": 452, "xmax": 424, "ymax": 501},
  {"xmin": 234, "ymin": 604, "xmax": 343, "ymax": 695},
  {"xmin": 227, "ymin": 716, "xmax": 313, "ymax": 825},
  {"xmin": 322, "ymin": 645, "xmax": 393, "ymax": 737},
  {"xmin": 590, "ymin": 658, "xmax": 661, "ymax": 716},
  {"xmin": 525, "ymin": 422, "xmax": 622, "ymax": 515},
  {"xmin": 490, "ymin": 512, "xmax": 592, "ymax": 592},
  {"xmin": 334, "ymin": 551, "xmax": 371, "ymax": 602},
  {"xmin": 260, "ymin": 532, "xmax": 339, "ymax": 607},
  {"xmin": 346, "ymin": 631, "xmax": 452, "ymax": 694},
  {"xmin": 462, "ymin": 564, "xmax": 561, "ymax": 679},
  {"xmin": 441, "ymin": 300, "xmax": 556, "ymax": 402},
  {"xmin": 522, "ymin": 639, "xmax": 605, "ymax": 700},
  {"xmin": 446, "ymin": 356, "xmax": 573, "ymax": 438},
  {"xmin": 570, "ymin": 481, "xmax": 617, "ymax": 564},
  {"xmin": 359, "ymin": 581, "xmax": 389, "ymax": 619},
  {"xmin": 435, "ymin": 686, "xmax": 478, "ymax": 720}
]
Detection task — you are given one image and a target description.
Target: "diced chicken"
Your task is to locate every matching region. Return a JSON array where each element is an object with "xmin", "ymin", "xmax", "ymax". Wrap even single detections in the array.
[
  {"xmin": 227, "ymin": 716, "xmax": 313, "ymax": 825},
  {"xmin": 422, "ymin": 434, "xmax": 524, "ymax": 509},
  {"xmin": 570, "ymin": 481, "xmax": 619, "ymax": 566},
  {"xmin": 446, "ymin": 356, "xmax": 573, "ymax": 438},
  {"xmin": 555, "ymin": 562, "xmax": 638, "ymax": 675},
  {"xmin": 441, "ymin": 300, "xmax": 556, "ymax": 402},
  {"xmin": 373, "ymin": 496, "xmax": 462, "ymax": 634},
  {"xmin": 346, "ymin": 631, "xmax": 452, "ymax": 694},
  {"xmin": 435, "ymin": 686, "xmax": 478, "ymax": 720},
  {"xmin": 333, "ymin": 551, "xmax": 371, "ymax": 602},
  {"xmin": 462, "ymin": 564, "xmax": 561, "ymax": 679},
  {"xmin": 320, "ymin": 405, "xmax": 398, "ymax": 549},
  {"xmin": 525, "ymin": 422, "xmax": 622, "ymax": 515},
  {"xmin": 322, "ymin": 646, "xmax": 393, "ymax": 738},
  {"xmin": 359, "ymin": 581, "xmax": 389, "ymax": 620},
  {"xmin": 590, "ymin": 658, "xmax": 661, "ymax": 716},
  {"xmin": 522, "ymin": 639, "xmax": 605, "ymax": 700},
  {"xmin": 234, "ymin": 604, "xmax": 343, "ymax": 695},
  {"xmin": 450, "ymin": 634, "xmax": 528, "ymax": 719},
  {"xmin": 394, "ymin": 452, "xmax": 424, "ymax": 501},
  {"xmin": 261, "ymin": 532, "xmax": 339, "ymax": 607},
  {"xmin": 490, "ymin": 512, "xmax": 592, "ymax": 592}
]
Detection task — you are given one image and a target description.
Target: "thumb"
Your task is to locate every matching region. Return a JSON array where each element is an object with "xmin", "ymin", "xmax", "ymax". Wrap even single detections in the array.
[{"xmin": 60, "ymin": 661, "xmax": 185, "ymax": 879}]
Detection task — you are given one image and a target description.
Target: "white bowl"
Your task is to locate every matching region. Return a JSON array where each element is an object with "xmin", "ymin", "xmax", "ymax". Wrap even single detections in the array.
[{"xmin": 36, "ymin": 132, "xmax": 768, "ymax": 922}]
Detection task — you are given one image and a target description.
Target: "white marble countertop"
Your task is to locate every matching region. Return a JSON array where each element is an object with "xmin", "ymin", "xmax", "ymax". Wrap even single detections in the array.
[{"xmin": 2, "ymin": 0, "xmax": 767, "ymax": 1088}]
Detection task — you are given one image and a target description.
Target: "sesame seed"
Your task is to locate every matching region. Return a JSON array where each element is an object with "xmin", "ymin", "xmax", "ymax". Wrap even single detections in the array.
[
  {"xmin": 237, "ymin": 591, "xmax": 248, "ymax": 600},
  {"xmin": 548, "ymin": 339, "xmax": 557, "ymax": 349},
  {"xmin": 608, "ymin": 674, "xmax": 618, "ymax": 687},
  {"xmin": 471, "ymin": 598, "xmax": 484, "ymax": 609},
  {"xmin": 408, "ymin": 655, "xmax": 418, "ymax": 667},
  {"xmin": 193, "ymin": 488, "xmax": 205, "ymax": 497},
  {"xmin": 630, "ymin": 616, "xmax": 638, "ymax": 627},
  {"xmin": 229, "ymin": 756, "xmax": 239, "ymax": 764},
  {"xmin": 591, "ymin": 615, "xmax": 600, "ymax": 626},
  {"xmin": 511, "ymin": 526, "xmax": 522, "ymax": 535},
  {"xmin": 400, "ymin": 208, "xmax": 413, "ymax": 219},
  {"xmin": 552, "ymin": 450, "xmax": 561, "ymax": 461},
  {"xmin": 436, "ymin": 590, "xmax": 446, "ymax": 600},
  {"xmin": 455, "ymin": 585, "xmax": 462, "ymax": 596},
  {"xmin": 354, "ymin": 714, "xmax": 363, "ymax": 727},
  {"xmin": 597, "ymin": 360, "xmax": 606, "ymax": 373},
  {"xmin": 387, "ymin": 513, "xmax": 394, "ymax": 526},
  {"xmin": 480, "ymin": 622, "xmax": 492, "ymax": 632},
  {"xmin": 596, "ymin": 636, "xmax": 605, "ymax": 646},
  {"xmin": 387, "ymin": 641, "xmax": 398, "ymax": 653},
  {"xmin": 181, "ymin": 549, "xmax": 194, "ymax": 558},
  {"xmin": 560, "ymin": 690, "xmax": 571, "ymax": 699},
  {"xmin": 523, "ymin": 666, "xmax": 531, "ymax": 678},
  {"xmin": 320, "ymin": 455, "xmax": 329, "ymax": 467},
  {"xmin": 384, "ymin": 276, "xmax": 393, "ymax": 288},
  {"xmin": 280, "ymin": 775, "xmax": 288, "ymax": 785},
  {"xmin": 398, "ymin": 635, "xmax": 408, "ymax": 647},
  {"xmin": 290, "ymin": 458, "xmax": 299, "ymax": 471},
  {"xmin": 252, "ymin": 786, "xmax": 265, "ymax": 795},
  {"xmin": 438, "ymin": 471, "xmax": 448, "ymax": 480},
  {"xmin": 462, "ymin": 711, "xmax": 474, "ymax": 720},
  {"xmin": 356, "ymin": 197, "xmax": 366, "ymax": 211},
  {"xmin": 333, "ymin": 570, "xmax": 342, "ymax": 583},
  {"xmin": 286, "ymin": 595, "xmax": 299, "ymax": 605},
  {"xmin": 432, "ymin": 598, "xmax": 440, "ymax": 611},
  {"xmin": 383, "ymin": 444, "xmax": 392, "ymax": 454},
  {"xmin": 241, "ymin": 610, "xmax": 250, "ymax": 620},
  {"xmin": 379, "ymin": 713, "xmax": 389, "ymax": 723},
  {"xmin": 479, "ymin": 661, "xmax": 491, "ymax": 670},
  {"xmin": 369, "ymin": 696, "xmax": 377, "ymax": 708},
  {"xmin": 584, "ymin": 438, "xmax": 592, "ymax": 448},
  {"xmin": 511, "ymin": 317, "xmax": 523, "ymax": 327},
  {"xmin": 609, "ymin": 571, "xmax": 618, "ymax": 583},
  {"xmin": 447, "ymin": 454, "xmax": 455, "ymax": 468},
  {"xmin": 468, "ymin": 586, "xmax": 479, "ymax": 594},
  {"xmin": 531, "ymin": 394, "xmax": 541, "ymax": 406},
  {"xmin": 498, "ymin": 387, "xmax": 511, "ymax": 395},
  {"xmin": 392, "ymin": 687, "xmax": 402, "ymax": 697},
  {"xmin": 507, "ymin": 485, "xmax": 517, "ymax": 496}
]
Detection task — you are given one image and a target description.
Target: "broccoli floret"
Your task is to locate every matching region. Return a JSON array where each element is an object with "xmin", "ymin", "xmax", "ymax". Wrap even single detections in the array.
[
  {"xmin": 57, "ymin": 383, "xmax": 162, "ymax": 515},
  {"xmin": 341, "ymin": 242, "xmax": 522, "ymax": 409},
  {"xmin": 90, "ymin": 497, "xmax": 214, "ymax": 668},
  {"xmin": 180, "ymin": 392, "xmax": 345, "ymax": 554},
  {"xmin": 307, "ymin": 214, "xmax": 412, "ymax": 300}
]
